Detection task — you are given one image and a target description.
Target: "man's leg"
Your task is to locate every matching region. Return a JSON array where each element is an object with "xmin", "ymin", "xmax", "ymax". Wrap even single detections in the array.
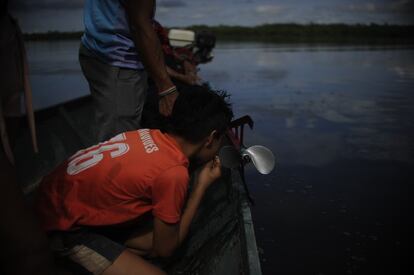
[
  {"xmin": 79, "ymin": 45, "xmax": 117, "ymax": 142},
  {"xmin": 113, "ymin": 67, "xmax": 148, "ymax": 136},
  {"xmin": 79, "ymin": 45, "xmax": 148, "ymax": 142}
]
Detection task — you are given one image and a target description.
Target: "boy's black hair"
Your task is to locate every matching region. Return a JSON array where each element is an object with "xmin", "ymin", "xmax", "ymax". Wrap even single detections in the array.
[{"xmin": 163, "ymin": 85, "xmax": 233, "ymax": 143}]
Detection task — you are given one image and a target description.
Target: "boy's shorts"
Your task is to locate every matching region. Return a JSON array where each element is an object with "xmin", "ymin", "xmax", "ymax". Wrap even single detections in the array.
[{"xmin": 49, "ymin": 228, "xmax": 126, "ymax": 275}]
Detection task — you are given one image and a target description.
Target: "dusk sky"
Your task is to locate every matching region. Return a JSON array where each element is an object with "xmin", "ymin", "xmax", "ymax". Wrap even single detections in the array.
[{"xmin": 9, "ymin": 0, "xmax": 414, "ymax": 33}]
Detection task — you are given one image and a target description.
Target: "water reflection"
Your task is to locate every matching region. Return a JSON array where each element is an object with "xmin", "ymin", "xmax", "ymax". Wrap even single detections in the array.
[
  {"xmin": 26, "ymin": 40, "xmax": 414, "ymax": 169},
  {"xmin": 26, "ymin": 41, "xmax": 414, "ymax": 274},
  {"xmin": 200, "ymin": 43, "xmax": 413, "ymax": 274},
  {"xmin": 200, "ymin": 43, "xmax": 414, "ymax": 166},
  {"xmin": 27, "ymin": 40, "xmax": 89, "ymax": 110}
]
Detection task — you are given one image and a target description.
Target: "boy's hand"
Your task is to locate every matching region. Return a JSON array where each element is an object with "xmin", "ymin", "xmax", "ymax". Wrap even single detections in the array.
[{"xmin": 197, "ymin": 156, "xmax": 222, "ymax": 190}]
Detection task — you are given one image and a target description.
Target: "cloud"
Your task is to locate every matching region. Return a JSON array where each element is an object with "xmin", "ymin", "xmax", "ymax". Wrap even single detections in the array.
[
  {"xmin": 335, "ymin": 0, "xmax": 414, "ymax": 23},
  {"xmin": 157, "ymin": 0, "xmax": 187, "ymax": 8},
  {"xmin": 10, "ymin": 0, "xmax": 188, "ymax": 11},
  {"xmin": 10, "ymin": 0, "xmax": 84, "ymax": 10},
  {"xmin": 191, "ymin": 13, "xmax": 205, "ymax": 19},
  {"xmin": 340, "ymin": 0, "xmax": 414, "ymax": 14},
  {"xmin": 388, "ymin": 0, "xmax": 414, "ymax": 13},
  {"xmin": 255, "ymin": 4, "xmax": 283, "ymax": 15},
  {"xmin": 346, "ymin": 3, "xmax": 378, "ymax": 13}
]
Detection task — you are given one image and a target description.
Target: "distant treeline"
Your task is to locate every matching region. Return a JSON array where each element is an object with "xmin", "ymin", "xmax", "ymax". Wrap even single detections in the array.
[
  {"xmin": 188, "ymin": 23, "xmax": 414, "ymax": 44},
  {"xmin": 24, "ymin": 23, "xmax": 414, "ymax": 44}
]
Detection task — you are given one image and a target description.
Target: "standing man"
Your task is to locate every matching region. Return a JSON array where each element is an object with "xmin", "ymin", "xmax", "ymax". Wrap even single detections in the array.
[{"xmin": 80, "ymin": 0, "xmax": 177, "ymax": 142}]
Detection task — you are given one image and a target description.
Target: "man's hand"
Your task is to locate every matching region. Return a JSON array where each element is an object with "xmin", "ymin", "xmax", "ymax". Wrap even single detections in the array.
[
  {"xmin": 126, "ymin": 0, "xmax": 177, "ymax": 115},
  {"xmin": 159, "ymin": 91, "xmax": 178, "ymax": 116},
  {"xmin": 196, "ymin": 157, "xmax": 222, "ymax": 190}
]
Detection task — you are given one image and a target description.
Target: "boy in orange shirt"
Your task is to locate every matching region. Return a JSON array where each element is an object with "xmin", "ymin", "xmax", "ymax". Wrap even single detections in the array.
[{"xmin": 36, "ymin": 85, "xmax": 233, "ymax": 275}]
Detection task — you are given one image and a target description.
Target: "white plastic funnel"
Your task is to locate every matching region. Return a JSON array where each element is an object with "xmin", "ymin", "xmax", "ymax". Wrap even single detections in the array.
[{"xmin": 242, "ymin": 145, "xmax": 275, "ymax": 174}]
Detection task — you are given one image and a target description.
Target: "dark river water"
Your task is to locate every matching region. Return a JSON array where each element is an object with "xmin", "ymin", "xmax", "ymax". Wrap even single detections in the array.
[{"xmin": 27, "ymin": 41, "xmax": 414, "ymax": 275}]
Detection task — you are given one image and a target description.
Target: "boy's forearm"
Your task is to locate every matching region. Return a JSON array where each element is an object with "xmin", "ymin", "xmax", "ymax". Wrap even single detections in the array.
[
  {"xmin": 178, "ymin": 182, "xmax": 208, "ymax": 244},
  {"xmin": 142, "ymin": 184, "xmax": 206, "ymax": 258},
  {"xmin": 129, "ymin": 190, "xmax": 206, "ymax": 259}
]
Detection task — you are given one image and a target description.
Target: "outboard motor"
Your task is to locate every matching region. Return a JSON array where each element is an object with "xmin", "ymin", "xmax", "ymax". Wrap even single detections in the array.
[{"xmin": 167, "ymin": 28, "xmax": 216, "ymax": 65}]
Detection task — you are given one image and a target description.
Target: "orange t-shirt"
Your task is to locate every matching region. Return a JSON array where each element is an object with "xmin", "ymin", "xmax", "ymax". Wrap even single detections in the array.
[{"xmin": 36, "ymin": 129, "xmax": 189, "ymax": 232}]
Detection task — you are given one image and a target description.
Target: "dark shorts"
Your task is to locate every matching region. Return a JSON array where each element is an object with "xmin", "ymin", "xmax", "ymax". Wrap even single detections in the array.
[{"xmin": 50, "ymin": 228, "xmax": 126, "ymax": 275}]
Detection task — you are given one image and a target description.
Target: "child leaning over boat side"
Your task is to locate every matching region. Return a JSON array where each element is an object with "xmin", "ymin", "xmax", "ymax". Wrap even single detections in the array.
[{"xmin": 35, "ymin": 85, "xmax": 233, "ymax": 275}]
